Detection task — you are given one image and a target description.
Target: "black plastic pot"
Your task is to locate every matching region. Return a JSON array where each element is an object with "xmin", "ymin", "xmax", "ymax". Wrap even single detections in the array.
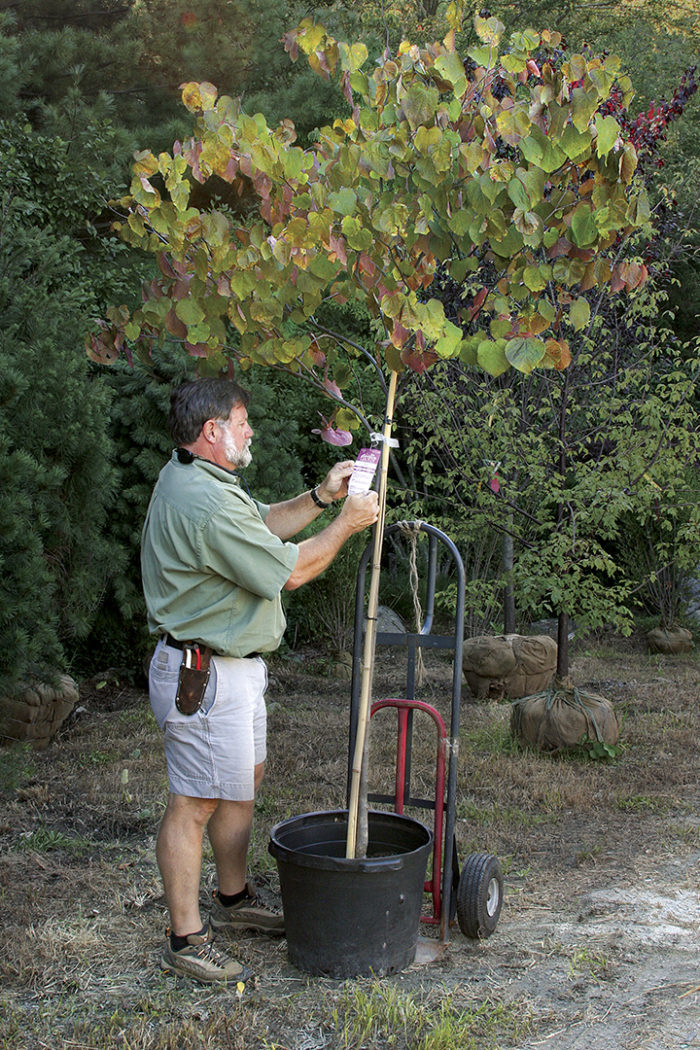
[{"xmin": 268, "ymin": 809, "xmax": 432, "ymax": 978}]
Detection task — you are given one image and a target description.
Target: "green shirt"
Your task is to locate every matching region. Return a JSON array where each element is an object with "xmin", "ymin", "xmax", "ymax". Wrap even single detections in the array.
[{"xmin": 141, "ymin": 453, "xmax": 299, "ymax": 656}]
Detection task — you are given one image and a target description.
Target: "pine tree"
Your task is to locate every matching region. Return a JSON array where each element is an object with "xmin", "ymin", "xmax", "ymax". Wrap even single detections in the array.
[{"xmin": 0, "ymin": 119, "xmax": 124, "ymax": 690}]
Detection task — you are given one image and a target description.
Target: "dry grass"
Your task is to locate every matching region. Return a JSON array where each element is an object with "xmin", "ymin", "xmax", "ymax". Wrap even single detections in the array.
[{"xmin": 1, "ymin": 628, "xmax": 698, "ymax": 1049}]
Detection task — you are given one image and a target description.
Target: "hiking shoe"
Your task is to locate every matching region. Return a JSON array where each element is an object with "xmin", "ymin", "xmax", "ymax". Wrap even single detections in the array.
[
  {"xmin": 161, "ymin": 927, "xmax": 253, "ymax": 984},
  {"xmin": 210, "ymin": 882, "xmax": 284, "ymax": 935}
]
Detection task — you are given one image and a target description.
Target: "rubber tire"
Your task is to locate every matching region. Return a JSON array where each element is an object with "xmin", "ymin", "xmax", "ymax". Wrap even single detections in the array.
[
  {"xmin": 456, "ymin": 852, "xmax": 503, "ymax": 939},
  {"xmin": 449, "ymin": 835, "xmax": 460, "ymax": 923}
]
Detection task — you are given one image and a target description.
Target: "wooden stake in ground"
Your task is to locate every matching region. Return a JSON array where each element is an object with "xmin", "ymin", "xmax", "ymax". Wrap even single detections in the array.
[{"xmin": 346, "ymin": 369, "xmax": 398, "ymax": 859}]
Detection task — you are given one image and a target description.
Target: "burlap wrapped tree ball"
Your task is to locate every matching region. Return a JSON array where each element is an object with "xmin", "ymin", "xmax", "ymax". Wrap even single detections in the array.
[
  {"xmin": 646, "ymin": 626, "xmax": 694, "ymax": 655},
  {"xmin": 0, "ymin": 674, "xmax": 78, "ymax": 749},
  {"xmin": 463, "ymin": 634, "xmax": 557, "ymax": 699},
  {"xmin": 510, "ymin": 681, "xmax": 619, "ymax": 753}
]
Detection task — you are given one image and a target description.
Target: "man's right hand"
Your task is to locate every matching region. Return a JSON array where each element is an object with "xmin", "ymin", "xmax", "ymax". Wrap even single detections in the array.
[
  {"xmin": 284, "ymin": 491, "xmax": 380, "ymax": 590},
  {"xmin": 339, "ymin": 492, "xmax": 380, "ymax": 533}
]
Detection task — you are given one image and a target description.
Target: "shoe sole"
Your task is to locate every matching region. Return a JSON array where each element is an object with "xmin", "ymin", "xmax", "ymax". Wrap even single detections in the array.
[
  {"xmin": 160, "ymin": 955, "xmax": 253, "ymax": 984},
  {"xmin": 210, "ymin": 918, "xmax": 285, "ymax": 935}
]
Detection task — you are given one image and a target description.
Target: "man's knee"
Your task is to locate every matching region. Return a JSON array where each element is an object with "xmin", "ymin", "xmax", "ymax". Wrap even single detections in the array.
[{"xmin": 166, "ymin": 793, "xmax": 220, "ymax": 827}]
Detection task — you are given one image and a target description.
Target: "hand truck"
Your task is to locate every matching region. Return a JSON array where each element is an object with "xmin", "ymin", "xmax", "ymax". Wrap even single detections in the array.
[{"xmin": 347, "ymin": 521, "xmax": 503, "ymax": 946}]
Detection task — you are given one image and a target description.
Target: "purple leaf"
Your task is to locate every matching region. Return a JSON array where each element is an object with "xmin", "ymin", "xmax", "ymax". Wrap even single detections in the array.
[{"xmin": 312, "ymin": 425, "xmax": 353, "ymax": 446}]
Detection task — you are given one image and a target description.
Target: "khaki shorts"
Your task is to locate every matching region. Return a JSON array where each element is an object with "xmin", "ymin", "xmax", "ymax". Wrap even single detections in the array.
[{"xmin": 149, "ymin": 639, "xmax": 267, "ymax": 801}]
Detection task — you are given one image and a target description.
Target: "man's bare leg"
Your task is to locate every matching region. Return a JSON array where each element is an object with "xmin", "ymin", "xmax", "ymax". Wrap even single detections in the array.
[
  {"xmin": 156, "ymin": 792, "xmax": 218, "ymax": 934},
  {"xmin": 207, "ymin": 763, "xmax": 264, "ymax": 894}
]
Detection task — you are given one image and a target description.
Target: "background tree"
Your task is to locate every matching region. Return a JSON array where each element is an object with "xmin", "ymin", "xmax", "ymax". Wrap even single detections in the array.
[
  {"xmin": 489, "ymin": 0, "xmax": 700, "ymax": 341},
  {"xmin": 0, "ymin": 120, "xmax": 124, "ymax": 690}
]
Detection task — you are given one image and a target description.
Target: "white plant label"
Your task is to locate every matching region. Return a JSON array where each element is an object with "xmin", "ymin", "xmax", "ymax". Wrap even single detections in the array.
[{"xmin": 347, "ymin": 448, "xmax": 381, "ymax": 495}]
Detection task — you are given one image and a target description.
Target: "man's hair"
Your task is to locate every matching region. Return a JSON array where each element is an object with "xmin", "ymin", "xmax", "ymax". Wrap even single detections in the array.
[{"xmin": 169, "ymin": 378, "xmax": 251, "ymax": 445}]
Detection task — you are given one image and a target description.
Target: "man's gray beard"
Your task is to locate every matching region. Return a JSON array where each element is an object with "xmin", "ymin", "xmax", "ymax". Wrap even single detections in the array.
[{"xmin": 223, "ymin": 434, "xmax": 252, "ymax": 469}]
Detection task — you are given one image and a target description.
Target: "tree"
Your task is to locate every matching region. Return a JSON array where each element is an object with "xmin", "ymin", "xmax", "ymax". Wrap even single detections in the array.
[
  {"xmin": 93, "ymin": 4, "xmax": 658, "ymax": 851},
  {"xmin": 0, "ymin": 120, "xmax": 124, "ymax": 691},
  {"xmin": 93, "ymin": 11, "xmax": 654, "ymax": 401},
  {"xmin": 489, "ymin": 0, "xmax": 700, "ymax": 341}
]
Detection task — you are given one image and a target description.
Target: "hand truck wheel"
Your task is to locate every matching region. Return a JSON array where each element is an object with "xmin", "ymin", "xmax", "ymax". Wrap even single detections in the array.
[{"xmin": 456, "ymin": 852, "xmax": 503, "ymax": 939}]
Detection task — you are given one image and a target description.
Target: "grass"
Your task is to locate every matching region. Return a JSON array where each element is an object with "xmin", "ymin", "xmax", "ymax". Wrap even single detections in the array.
[
  {"xmin": 456, "ymin": 798, "xmax": 545, "ymax": 829},
  {"xmin": 0, "ymin": 741, "xmax": 36, "ymax": 794},
  {"xmin": 14, "ymin": 826, "xmax": 93, "ymax": 855},
  {"xmin": 0, "ymin": 631, "xmax": 698, "ymax": 1048},
  {"xmin": 331, "ymin": 982, "xmax": 533, "ymax": 1050},
  {"xmin": 616, "ymin": 794, "xmax": 668, "ymax": 813},
  {"xmin": 567, "ymin": 946, "xmax": 611, "ymax": 981}
]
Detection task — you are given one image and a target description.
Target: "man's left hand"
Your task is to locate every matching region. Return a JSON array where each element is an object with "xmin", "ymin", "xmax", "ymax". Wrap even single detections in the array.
[{"xmin": 317, "ymin": 460, "xmax": 355, "ymax": 503}]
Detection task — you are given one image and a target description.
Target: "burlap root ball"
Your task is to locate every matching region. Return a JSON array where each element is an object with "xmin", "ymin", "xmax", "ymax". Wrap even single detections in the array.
[
  {"xmin": 463, "ymin": 634, "xmax": 557, "ymax": 699},
  {"xmin": 0, "ymin": 674, "xmax": 78, "ymax": 749},
  {"xmin": 511, "ymin": 686, "xmax": 619, "ymax": 752},
  {"xmin": 646, "ymin": 626, "xmax": 694, "ymax": 655}
]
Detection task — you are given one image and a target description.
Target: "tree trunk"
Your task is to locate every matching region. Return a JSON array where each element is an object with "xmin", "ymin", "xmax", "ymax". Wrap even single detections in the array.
[
  {"xmin": 556, "ymin": 612, "xmax": 570, "ymax": 678},
  {"xmin": 502, "ymin": 523, "xmax": 515, "ymax": 634},
  {"xmin": 555, "ymin": 372, "xmax": 570, "ymax": 679}
]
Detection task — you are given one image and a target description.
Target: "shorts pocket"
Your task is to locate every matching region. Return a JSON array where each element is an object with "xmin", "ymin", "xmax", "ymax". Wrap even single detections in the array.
[{"xmin": 149, "ymin": 648, "xmax": 180, "ymax": 730}]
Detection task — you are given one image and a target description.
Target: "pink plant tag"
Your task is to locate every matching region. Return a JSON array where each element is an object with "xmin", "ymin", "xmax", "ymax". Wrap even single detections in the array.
[{"xmin": 347, "ymin": 448, "xmax": 381, "ymax": 495}]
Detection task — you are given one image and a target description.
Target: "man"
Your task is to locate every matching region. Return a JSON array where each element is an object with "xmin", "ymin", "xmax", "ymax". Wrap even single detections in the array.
[{"xmin": 141, "ymin": 377, "xmax": 379, "ymax": 983}]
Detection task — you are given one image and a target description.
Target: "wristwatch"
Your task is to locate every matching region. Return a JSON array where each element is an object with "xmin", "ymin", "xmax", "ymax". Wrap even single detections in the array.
[{"xmin": 310, "ymin": 486, "xmax": 331, "ymax": 509}]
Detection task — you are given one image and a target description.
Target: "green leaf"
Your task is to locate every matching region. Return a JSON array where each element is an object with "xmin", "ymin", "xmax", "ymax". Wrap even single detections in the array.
[
  {"xmin": 467, "ymin": 44, "xmax": 495, "ymax": 67},
  {"xmin": 435, "ymin": 319, "xmax": 463, "ymax": 358},
  {"xmin": 328, "ymin": 188, "xmax": 358, "ymax": 215},
  {"xmin": 496, "ymin": 106, "xmax": 530, "ymax": 145},
  {"xmin": 477, "ymin": 339, "xmax": 509, "ymax": 376},
  {"xmin": 418, "ymin": 297, "xmax": 449, "ymax": 340},
  {"xmin": 507, "ymin": 177, "xmax": 531, "ymax": 212},
  {"xmin": 502, "ymin": 52, "xmax": 527, "ymax": 74},
  {"xmin": 594, "ymin": 115, "xmax": 620, "ymax": 157},
  {"xmin": 459, "ymin": 335, "xmax": 480, "ymax": 365},
  {"xmin": 560, "ymin": 125, "xmax": 592, "ymax": 162},
  {"xmin": 175, "ymin": 299, "xmax": 205, "ymax": 326},
  {"xmin": 523, "ymin": 264, "xmax": 551, "ymax": 292},
  {"xmin": 339, "ymin": 41, "xmax": 368, "ymax": 72},
  {"xmin": 474, "ymin": 14, "xmax": 504, "ymax": 44},
  {"xmin": 571, "ymin": 87, "xmax": 599, "ymax": 132},
  {"xmin": 341, "ymin": 215, "xmax": 373, "ymax": 251},
  {"xmin": 491, "ymin": 224, "xmax": 524, "ymax": 258},
  {"xmin": 489, "ymin": 317, "xmax": 512, "ymax": 339},
  {"xmin": 433, "ymin": 51, "xmax": 468, "ymax": 96},
  {"xmin": 505, "ymin": 336, "xmax": 545, "ymax": 373},
  {"xmin": 448, "ymin": 210, "xmax": 472, "ymax": 236},
  {"xmin": 569, "ymin": 297, "xmax": 590, "ymax": 331},
  {"xmin": 402, "ymin": 82, "xmax": 440, "ymax": 130},
  {"xmin": 448, "ymin": 257, "xmax": 477, "ymax": 282},
  {"xmin": 519, "ymin": 127, "xmax": 566, "ymax": 173},
  {"xmin": 517, "ymin": 167, "xmax": 545, "ymax": 207},
  {"xmin": 415, "ymin": 125, "xmax": 443, "ymax": 155},
  {"xmin": 570, "ymin": 206, "xmax": 599, "ymax": 248}
]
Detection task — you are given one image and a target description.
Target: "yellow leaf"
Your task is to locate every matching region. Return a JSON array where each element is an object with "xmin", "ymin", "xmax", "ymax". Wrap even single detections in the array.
[
  {"xmin": 474, "ymin": 14, "xmax": 504, "ymax": 45},
  {"xmin": 180, "ymin": 81, "xmax": 218, "ymax": 113}
]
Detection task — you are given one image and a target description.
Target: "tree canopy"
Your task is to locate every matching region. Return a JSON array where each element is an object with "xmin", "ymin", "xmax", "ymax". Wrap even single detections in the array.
[{"xmin": 92, "ymin": 6, "xmax": 661, "ymax": 447}]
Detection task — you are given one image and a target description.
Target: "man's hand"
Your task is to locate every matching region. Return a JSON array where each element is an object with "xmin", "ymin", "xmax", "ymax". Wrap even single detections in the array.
[
  {"xmin": 338, "ymin": 491, "xmax": 380, "ymax": 532},
  {"xmin": 284, "ymin": 490, "xmax": 380, "ymax": 590},
  {"xmin": 316, "ymin": 460, "xmax": 355, "ymax": 504}
]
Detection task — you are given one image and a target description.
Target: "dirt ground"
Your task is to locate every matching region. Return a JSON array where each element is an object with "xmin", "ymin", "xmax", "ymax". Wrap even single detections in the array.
[{"xmin": 1, "ymin": 629, "xmax": 699, "ymax": 1049}]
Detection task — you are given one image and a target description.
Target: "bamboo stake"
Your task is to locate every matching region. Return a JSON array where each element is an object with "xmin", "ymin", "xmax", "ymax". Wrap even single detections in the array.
[{"xmin": 346, "ymin": 369, "xmax": 398, "ymax": 858}]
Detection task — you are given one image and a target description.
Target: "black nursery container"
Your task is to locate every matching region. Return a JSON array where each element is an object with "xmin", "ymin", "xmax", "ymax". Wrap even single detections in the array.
[{"xmin": 268, "ymin": 809, "xmax": 432, "ymax": 978}]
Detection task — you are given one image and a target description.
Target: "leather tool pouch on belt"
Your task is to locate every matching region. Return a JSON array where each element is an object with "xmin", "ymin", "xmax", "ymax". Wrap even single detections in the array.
[{"xmin": 175, "ymin": 644, "xmax": 212, "ymax": 715}]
